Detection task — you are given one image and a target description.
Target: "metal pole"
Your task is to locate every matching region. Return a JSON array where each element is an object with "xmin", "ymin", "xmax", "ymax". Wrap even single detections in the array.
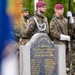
[
  {"xmin": 67, "ymin": 0, "xmax": 72, "ymax": 75},
  {"xmin": 67, "ymin": 0, "xmax": 71, "ymax": 37},
  {"xmin": 34, "ymin": 0, "xmax": 38, "ymax": 12}
]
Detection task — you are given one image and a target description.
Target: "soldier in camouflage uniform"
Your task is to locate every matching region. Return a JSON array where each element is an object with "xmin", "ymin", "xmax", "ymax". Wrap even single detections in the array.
[
  {"xmin": 49, "ymin": 4, "xmax": 72, "ymax": 44},
  {"xmin": 70, "ymin": 12, "xmax": 75, "ymax": 50},
  {"xmin": 22, "ymin": 7, "xmax": 30, "ymax": 24},
  {"xmin": 49, "ymin": 4, "xmax": 74, "ymax": 74},
  {"xmin": 69, "ymin": 12, "xmax": 75, "ymax": 74},
  {"xmin": 14, "ymin": 15, "xmax": 29, "ymax": 45},
  {"xmin": 14, "ymin": 3, "xmax": 29, "ymax": 46},
  {"xmin": 26, "ymin": 1, "xmax": 49, "ymax": 38}
]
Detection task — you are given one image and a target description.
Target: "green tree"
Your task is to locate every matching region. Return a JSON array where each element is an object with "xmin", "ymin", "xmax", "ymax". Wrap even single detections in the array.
[{"xmin": 23, "ymin": 0, "xmax": 75, "ymax": 22}]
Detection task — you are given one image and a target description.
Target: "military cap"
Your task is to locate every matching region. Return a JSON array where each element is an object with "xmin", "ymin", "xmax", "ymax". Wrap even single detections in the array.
[
  {"xmin": 54, "ymin": 4, "xmax": 64, "ymax": 10},
  {"xmin": 36, "ymin": 1, "xmax": 46, "ymax": 7},
  {"xmin": 72, "ymin": 12, "xmax": 75, "ymax": 17},
  {"xmin": 22, "ymin": 7, "xmax": 28, "ymax": 12}
]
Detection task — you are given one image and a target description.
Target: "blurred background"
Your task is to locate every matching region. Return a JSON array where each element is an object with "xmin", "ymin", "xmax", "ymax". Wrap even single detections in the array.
[{"xmin": 23, "ymin": 0, "xmax": 75, "ymax": 22}]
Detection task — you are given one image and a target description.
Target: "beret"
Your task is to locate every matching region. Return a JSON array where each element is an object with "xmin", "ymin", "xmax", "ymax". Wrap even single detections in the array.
[
  {"xmin": 22, "ymin": 8, "xmax": 28, "ymax": 12},
  {"xmin": 54, "ymin": 4, "xmax": 64, "ymax": 10},
  {"xmin": 36, "ymin": 1, "xmax": 46, "ymax": 7}
]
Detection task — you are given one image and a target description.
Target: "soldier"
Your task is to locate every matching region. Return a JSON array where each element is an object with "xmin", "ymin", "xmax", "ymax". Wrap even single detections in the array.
[
  {"xmin": 22, "ymin": 7, "xmax": 29, "ymax": 22},
  {"xmin": 26, "ymin": 1, "xmax": 49, "ymax": 39},
  {"xmin": 14, "ymin": 3, "xmax": 29, "ymax": 46},
  {"xmin": 69, "ymin": 12, "xmax": 75, "ymax": 73},
  {"xmin": 70, "ymin": 12, "xmax": 75, "ymax": 50},
  {"xmin": 49, "ymin": 4, "xmax": 74, "ymax": 44},
  {"xmin": 49, "ymin": 4, "xmax": 74, "ymax": 73}
]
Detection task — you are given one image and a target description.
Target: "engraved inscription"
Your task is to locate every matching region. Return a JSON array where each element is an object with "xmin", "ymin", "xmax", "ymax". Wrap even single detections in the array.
[
  {"xmin": 45, "ymin": 59, "xmax": 56, "ymax": 75},
  {"xmin": 31, "ymin": 59, "xmax": 40, "ymax": 75},
  {"xmin": 31, "ymin": 36, "xmax": 57, "ymax": 75}
]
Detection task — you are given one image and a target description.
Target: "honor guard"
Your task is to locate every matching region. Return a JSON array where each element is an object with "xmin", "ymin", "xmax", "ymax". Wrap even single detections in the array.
[
  {"xmin": 49, "ymin": 4, "xmax": 74, "ymax": 44},
  {"xmin": 26, "ymin": 1, "xmax": 49, "ymax": 39},
  {"xmin": 69, "ymin": 12, "xmax": 75, "ymax": 74},
  {"xmin": 14, "ymin": 3, "xmax": 29, "ymax": 46},
  {"xmin": 49, "ymin": 4, "xmax": 74, "ymax": 74},
  {"xmin": 22, "ymin": 7, "xmax": 30, "ymax": 23}
]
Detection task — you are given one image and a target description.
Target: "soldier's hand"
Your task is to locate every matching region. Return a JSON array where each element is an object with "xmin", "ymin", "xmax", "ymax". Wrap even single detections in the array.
[
  {"xmin": 60, "ymin": 34, "xmax": 70, "ymax": 41},
  {"xmin": 67, "ymin": 11, "xmax": 72, "ymax": 17},
  {"xmin": 67, "ymin": 11, "xmax": 74, "ymax": 23}
]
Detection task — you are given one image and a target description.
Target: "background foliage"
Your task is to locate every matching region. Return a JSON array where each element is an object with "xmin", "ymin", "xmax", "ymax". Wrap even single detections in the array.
[{"xmin": 23, "ymin": 0, "xmax": 75, "ymax": 22}]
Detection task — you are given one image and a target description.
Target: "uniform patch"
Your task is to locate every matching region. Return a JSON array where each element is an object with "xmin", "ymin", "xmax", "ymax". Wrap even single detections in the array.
[{"xmin": 29, "ymin": 24, "xmax": 33, "ymax": 29}]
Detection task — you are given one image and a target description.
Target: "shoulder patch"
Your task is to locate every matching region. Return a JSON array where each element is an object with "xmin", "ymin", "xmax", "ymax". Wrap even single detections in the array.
[{"xmin": 29, "ymin": 24, "xmax": 34, "ymax": 29}]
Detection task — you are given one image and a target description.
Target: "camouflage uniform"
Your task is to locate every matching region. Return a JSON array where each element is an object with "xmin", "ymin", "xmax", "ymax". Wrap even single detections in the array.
[
  {"xmin": 70, "ymin": 18, "xmax": 75, "ymax": 40},
  {"xmin": 24, "ymin": 17, "xmax": 29, "ymax": 27},
  {"xmin": 50, "ymin": 14, "xmax": 68, "ymax": 44},
  {"xmin": 69, "ymin": 18, "xmax": 75, "ymax": 73},
  {"xmin": 14, "ymin": 15, "xmax": 29, "ymax": 46},
  {"xmin": 26, "ymin": 11, "xmax": 49, "ymax": 38},
  {"xmin": 50, "ymin": 14, "xmax": 71, "ymax": 74}
]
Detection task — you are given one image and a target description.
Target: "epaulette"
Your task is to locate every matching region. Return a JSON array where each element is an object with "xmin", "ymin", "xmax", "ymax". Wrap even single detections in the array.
[
  {"xmin": 50, "ymin": 17, "xmax": 57, "ymax": 24},
  {"xmin": 29, "ymin": 16, "xmax": 34, "ymax": 20},
  {"xmin": 29, "ymin": 15, "xmax": 36, "ymax": 20},
  {"xmin": 30, "ymin": 15, "xmax": 47, "ymax": 31}
]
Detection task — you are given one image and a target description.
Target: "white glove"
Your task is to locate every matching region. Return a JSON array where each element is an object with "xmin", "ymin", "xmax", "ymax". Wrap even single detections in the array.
[
  {"xmin": 67, "ymin": 11, "xmax": 72, "ymax": 17},
  {"xmin": 67, "ymin": 11, "xmax": 74, "ymax": 23},
  {"xmin": 60, "ymin": 34, "xmax": 70, "ymax": 41},
  {"xmin": 69, "ymin": 16, "xmax": 74, "ymax": 23}
]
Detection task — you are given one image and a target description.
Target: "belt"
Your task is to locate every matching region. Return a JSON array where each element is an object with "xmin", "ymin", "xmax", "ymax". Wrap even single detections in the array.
[{"xmin": 19, "ymin": 38, "xmax": 29, "ymax": 42}]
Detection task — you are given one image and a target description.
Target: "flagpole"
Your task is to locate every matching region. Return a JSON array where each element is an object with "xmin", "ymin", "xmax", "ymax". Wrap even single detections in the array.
[
  {"xmin": 68, "ymin": 0, "xmax": 71, "ymax": 35},
  {"xmin": 67, "ymin": 0, "xmax": 71, "ymax": 75},
  {"xmin": 34, "ymin": 0, "xmax": 38, "ymax": 12}
]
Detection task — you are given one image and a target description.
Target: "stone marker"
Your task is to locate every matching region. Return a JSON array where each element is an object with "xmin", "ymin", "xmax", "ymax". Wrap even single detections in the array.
[{"xmin": 20, "ymin": 33, "xmax": 66, "ymax": 75}]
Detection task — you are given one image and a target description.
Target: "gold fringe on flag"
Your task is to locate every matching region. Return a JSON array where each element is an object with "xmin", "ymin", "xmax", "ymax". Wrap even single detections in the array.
[{"xmin": 7, "ymin": 0, "xmax": 23, "ymax": 19}]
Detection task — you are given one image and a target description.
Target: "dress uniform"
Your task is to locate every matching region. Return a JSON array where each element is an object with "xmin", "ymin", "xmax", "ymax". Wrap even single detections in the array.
[
  {"xmin": 22, "ymin": 7, "xmax": 30, "ymax": 25},
  {"xmin": 50, "ymin": 4, "xmax": 74, "ymax": 74},
  {"xmin": 14, "ymin": 15, "xmax": 29, "ymax": 45},
  {"xmin": 50, "ymin": 4, "xmax": 72, "ymax": 44},
  {"xmin": 26, "ymin": 1, "xmax": 49, "ymax": 39},
  {"xmin": 69, "ymin": 12, "xmax": 75, "ymax": 74}
]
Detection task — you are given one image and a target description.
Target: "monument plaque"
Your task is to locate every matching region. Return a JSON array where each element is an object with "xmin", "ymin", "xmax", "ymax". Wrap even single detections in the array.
[
  {"xmin": 20, "ymin": 33, "xmax": 66, "ymax": 75},
  {"xmin": 30, "ymin": 33, "xmax": 58, "ymax": 75}
]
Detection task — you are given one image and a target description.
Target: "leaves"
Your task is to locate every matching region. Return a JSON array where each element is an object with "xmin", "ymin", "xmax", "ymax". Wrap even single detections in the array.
[{"xmin": 23, "ymin": 0, "xmax": 75, "ymax": 22}]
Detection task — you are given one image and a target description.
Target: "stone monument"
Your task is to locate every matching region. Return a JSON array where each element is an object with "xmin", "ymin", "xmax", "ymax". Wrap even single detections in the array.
[{"xmin": 19, "ymin": 33, "xmax": 66, "ymax": 75}]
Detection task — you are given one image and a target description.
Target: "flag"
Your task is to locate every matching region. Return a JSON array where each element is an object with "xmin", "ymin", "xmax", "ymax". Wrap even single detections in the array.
[
  {"xmin": 0, "ymin": 0, "xmax": 22, "ymax": 62},
  {"xmin": 7, "ymin": 0, "xmax": 22, "ymax": 19},
  {"xmin": 0, "ymin": 0, "xmax": 13, "ymax": 75},
  {"xmin": 0, "ymin": 0, "xmax": 13, "ymax": 62},
  {"xmin": 0, "ymin": 0, "xmax": 23, "ymax": 74}
]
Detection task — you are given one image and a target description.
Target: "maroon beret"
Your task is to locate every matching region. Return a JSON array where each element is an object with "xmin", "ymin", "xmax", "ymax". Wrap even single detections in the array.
[
  {"xmin": 54, "ymin": 4, "xmax": 64, "ymax": 10},
  {"xmin": 36, "ymin": 1, "xmax": 46, "ymax": 7}
]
